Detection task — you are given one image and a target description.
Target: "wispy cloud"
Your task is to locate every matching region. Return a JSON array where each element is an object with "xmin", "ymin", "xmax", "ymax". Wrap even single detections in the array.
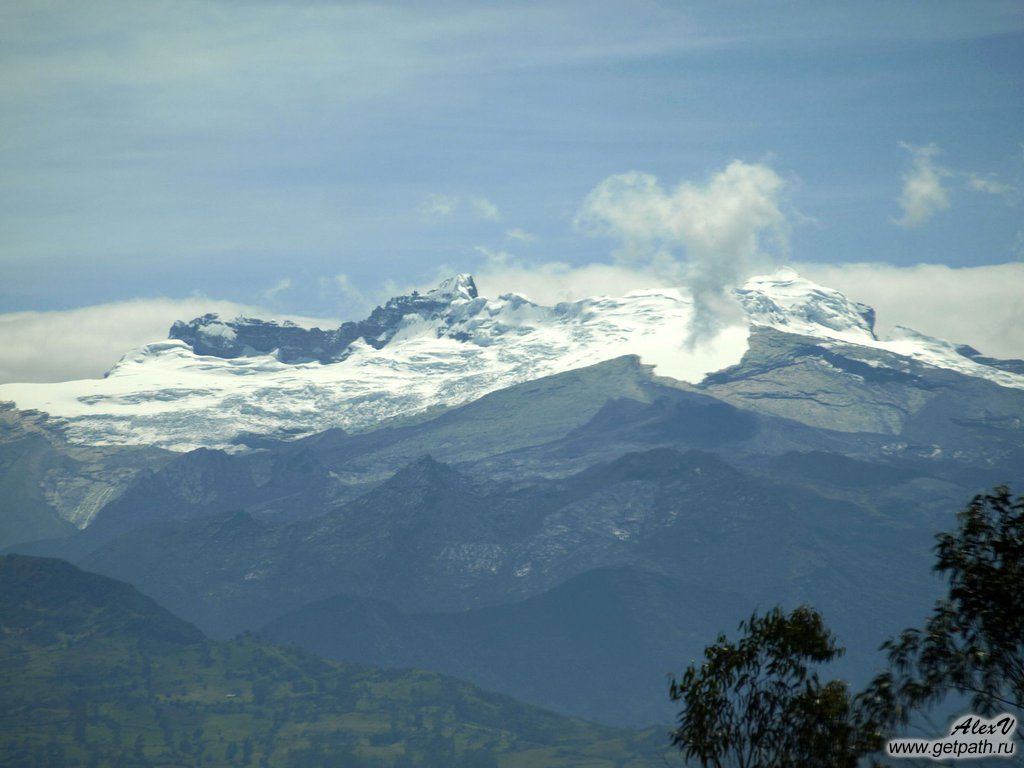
[
  {"xmin": 320, "ymin": 273, "xmax": 373, "ymax": 315},
  {"xmin": 470, "ymin": 197, "xmax": 500, "ymax": 221},
  {"xmin": 505, "ymin": 228, "xmax": 535, "ymax": 243},
  {"xmin": 5, "ymin": 3, "xmax": 735, "ymax": 270},
  {"xmin": 420, "ymin": 194, "xmax": 500, "ymax": 223},
  {"xmin": 895, "ymin": 144, "xmax": 1019, "ymax": 228},
  {"xmin": 966, "ymin": 174, "xmax": 1017, "ymax": 199},
  {"xmin": 895, "ymin": 143, "xmax": 951, "ymax": 227},
  {"xmin": 472, "ymin": 254, "xmax": 668, "ymax": 305},
  {"xmin": 260, "ymin": 278, "xmax": 293, "ymax": 302},
  {"xmin": 3, "ymin": 1, "xmax": 1022, "ymax": 333},
  {"xmin": 420, "ymin": 194, "xmax": 459, "ymax": 220}
]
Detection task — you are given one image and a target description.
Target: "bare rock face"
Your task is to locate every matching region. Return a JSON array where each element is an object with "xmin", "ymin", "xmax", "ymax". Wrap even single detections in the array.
[{"xmin": 169, "ymin": 273, "xmax": 481, "ymax": 363}]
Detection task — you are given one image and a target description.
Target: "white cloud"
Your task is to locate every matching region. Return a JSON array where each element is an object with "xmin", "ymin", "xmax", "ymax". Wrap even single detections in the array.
[
  {"xmin": 420, "ymin": 194, "xmax": 458, "ymax": 220},
  {"xmin": 575, "ymin": 160, "xmax": 789, "ymax": 342},
  {"xmin": 471, "ymin": 251, "xmax": 669, "ymax": 304},
  {"xmin": 260, "ymin": 277, "xmax": 293, "ymax": 302},
  {"xmin": 505, "ymin": 228, "xmax": 535, "ymax": 243},
  {"xmin": 405, "ymin": 247, "xmax": 671, "ymax": 305},
  {"xmin": 895, "ymin": 143, "xmax": 952, "ymax": 227},
  {"xmin": 470, "ymin": 197, "xmax": 500, "ymax": 221},
  {"xmin": 966, "ymin": 174, "xmax": 1017, "ymax": 198},
  {"xmin": 321, "ymin": 273, "xmax": 373, "ymax": 315},
  {"xmin": 894, "ymin": 144, "xmax": 1019, "ymax": 226},
  {"xmin": 795, "ymin": 261, "xmax": 1024, "ymax": 359},
  {"xmin": 0, "ymin": 298, "xmax": 336, "ymax": 384},
  {"xmin": 420, "ymin": 194, "xmax": 500, "ymax": 223}
]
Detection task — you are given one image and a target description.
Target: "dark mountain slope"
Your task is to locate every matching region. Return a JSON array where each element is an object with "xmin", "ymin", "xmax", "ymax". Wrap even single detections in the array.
[
  {"xmin": 0, "ymin": 406, "xmax": 173, "ymax": 550},
  {"xmin": 64, "ymin": 448, "xmax": 939, "ymax": 716},
  {"xmin": 703, "ymin": 327, "xmax": 1024, "ymax": 473},
  {"xmin": 0, "ymin": 435, "xmax": 77, "ymax": 548},
  {"xmin": 74, "ymin": 457, "xmax": 531, "ymax": 634},
  {"xmin": 10, "ymin": 356, "xmax": 673, "ymax": 552},
  {"xmin": 261, "ymin": 565, "xmax": 748, "ymax": 726},
  {"xmin": 270, "ymin": 354, "xmax": 676, "ymax": 477},
  {"xmin": 0, "ymin": 555, "xmax": 664, "ymax": 767},
  {"xmin": 84, "ymin": 442, "xmax": 349, "ymax": 540},
  {"xmin": 0, "ymin": 553, "xmax": 203, "ymax": 648}
]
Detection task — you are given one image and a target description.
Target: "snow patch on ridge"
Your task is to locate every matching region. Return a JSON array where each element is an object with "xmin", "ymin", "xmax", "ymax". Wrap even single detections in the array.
[{"xmin": 743, "ymin": 269, "xmax": 1024, "ymax": 389}]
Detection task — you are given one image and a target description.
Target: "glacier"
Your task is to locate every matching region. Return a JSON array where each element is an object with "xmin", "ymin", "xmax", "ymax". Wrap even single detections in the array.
[{"xmin": 1, "ymin": 269, "xmax": 1021, "ymax": 451}]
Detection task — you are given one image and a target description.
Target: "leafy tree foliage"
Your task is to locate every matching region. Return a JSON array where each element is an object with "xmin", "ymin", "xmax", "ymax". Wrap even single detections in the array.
[
  {"xmin": 669, "ymin": 606, "xmax": 881, "ymax": 768},
  {"xmin": 863, "ymin": 486, "xmax": 1024, "ymax": 724}
]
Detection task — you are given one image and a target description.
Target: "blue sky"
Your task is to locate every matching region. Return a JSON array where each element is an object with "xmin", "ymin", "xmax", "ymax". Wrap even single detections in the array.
[{"xmin": 1, "ymin": 1, "xmax": 1022, "ymax": 380}]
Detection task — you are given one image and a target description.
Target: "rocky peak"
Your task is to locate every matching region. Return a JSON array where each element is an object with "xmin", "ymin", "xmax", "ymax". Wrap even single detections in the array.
[
  {"xmin": 387, "ymin": 454, "xmax": 468, "ymax": 490},
  {"xmin": 168, "ymin": 275, "xmax": 482, "ymax": 364},
  {"xmin": 427, "ymin": 273, "xmax": 478, "ymax": 301},
  {"xmin": 737, "ymin": 268, "xmax": 878, "ymax": 341}
]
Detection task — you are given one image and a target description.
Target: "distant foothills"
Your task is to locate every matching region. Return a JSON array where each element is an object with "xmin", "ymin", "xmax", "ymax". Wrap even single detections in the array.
[{"xmin": 0, "ymin": 554, "xmax": 664, "ymax": 767}]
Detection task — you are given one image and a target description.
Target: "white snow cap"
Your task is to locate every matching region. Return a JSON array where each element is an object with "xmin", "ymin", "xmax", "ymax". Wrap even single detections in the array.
[
  {"xmin": 739, "ymin": 267, "xmax": 877, "ymax": 341},
  {"xmin": 427, "ymin": 274, "xmax": 478, "ymax": 301},
  {"xmin": 0, "ymin": 267, "xmax": 1020, "ymax": 451}
]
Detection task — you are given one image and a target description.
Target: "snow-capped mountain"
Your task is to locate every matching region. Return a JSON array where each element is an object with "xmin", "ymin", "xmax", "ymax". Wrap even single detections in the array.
[{"xmin": 1, "ymin": 269, "xmax": 1021, "ymax": 451}]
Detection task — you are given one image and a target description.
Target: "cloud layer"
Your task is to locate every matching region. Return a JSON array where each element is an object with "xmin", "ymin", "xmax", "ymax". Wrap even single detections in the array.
[
  {"xmin": 895, "ymin": 143, "xmax": 1018, "ymax": 228},
  {"xmin": 0, "ymin": 298, "xmax": 335, "ymax": 384},
  {"xmin": 794, "ymin": 261, "xmax": 1024, "ymax": 359}
]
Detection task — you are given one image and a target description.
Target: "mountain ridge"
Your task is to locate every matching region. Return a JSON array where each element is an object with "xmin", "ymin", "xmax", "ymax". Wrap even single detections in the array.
[{"xmin": 2, "ymin": 268, "xmax": 1020, "ymax": 451}]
